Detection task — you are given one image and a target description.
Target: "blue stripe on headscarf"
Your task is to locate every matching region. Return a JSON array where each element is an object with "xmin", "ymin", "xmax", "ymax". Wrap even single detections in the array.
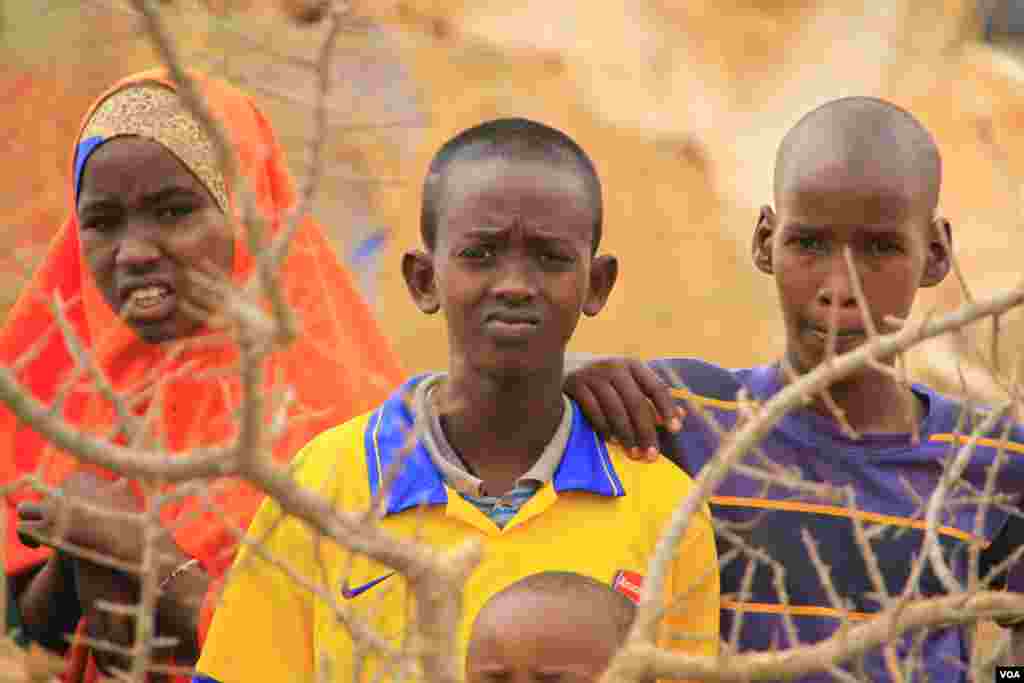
[{"xmin": 73, "ymin": 135, "xmax": 107, "ymax": 205}]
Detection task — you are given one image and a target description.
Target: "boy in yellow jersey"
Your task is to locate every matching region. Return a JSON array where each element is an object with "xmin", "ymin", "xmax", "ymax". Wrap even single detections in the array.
[
  {"xmin": 466, "ymin": 571, "xmax": 641, "ymax": 683},
  {"xmin": 195, "ymin": 118, "xmax": 719, "ymax": 683}
]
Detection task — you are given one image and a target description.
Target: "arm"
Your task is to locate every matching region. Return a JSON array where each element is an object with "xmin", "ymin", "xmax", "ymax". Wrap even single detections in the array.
[
  {"xmin": 17, "ymin": 473, "xmax": 209, "ymax": 666},
  {"xmin": 70, "ymin": 536, "xmax": 211, "ymax": 672},
  {"xmin": 564, "ymin": 357, "xmax": 683, "ymax": 456}
]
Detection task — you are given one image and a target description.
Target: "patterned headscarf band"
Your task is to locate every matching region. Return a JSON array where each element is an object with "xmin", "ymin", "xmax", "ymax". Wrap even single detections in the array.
[{"xmin": 74, "ymin": 82, "xmax": 229, "ymax": 213}]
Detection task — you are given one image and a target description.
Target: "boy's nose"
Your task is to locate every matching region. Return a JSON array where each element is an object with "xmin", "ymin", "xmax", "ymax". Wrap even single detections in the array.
[
  {"xmin": 815, "ymin": 286, "xmax": 857, "ymax": 310},
  {"xmin": 493, "ymin": 263, "xmax": 537, "ymax": 302},
  {"xmin": 815, "ymin": 255, "xmax": 859, "ymax": 311}
]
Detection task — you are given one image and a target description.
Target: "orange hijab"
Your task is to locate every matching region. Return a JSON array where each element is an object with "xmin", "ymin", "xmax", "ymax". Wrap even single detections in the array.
[{"xmin": 1, "ymin": 67, "xmax": 402, "ymax": 609}]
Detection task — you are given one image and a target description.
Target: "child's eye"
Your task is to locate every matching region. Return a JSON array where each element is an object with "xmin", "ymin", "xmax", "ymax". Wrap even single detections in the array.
[
  {"xmin": 540, "ymin": 251, "xmax": 575, "ymax": 265},
  {"xmin": 479, "ymin": 672, "xmax": 510, "ymax": 683},
  {"xmin": 458, "ymin": 245, "xmax": 495, "ymax": 260},
  {"xmin": 535, "ymin": 673, "xmax": 565, "ymax": 683},
  {"xmin": 792, "ymin": 236, "xmax": 828, "ymax": 254},
  {"xmin": 868, "ymin": 238, "xmax": 900, "ymax": 256}
]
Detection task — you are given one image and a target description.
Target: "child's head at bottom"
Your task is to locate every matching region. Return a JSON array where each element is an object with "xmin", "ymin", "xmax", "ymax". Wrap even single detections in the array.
[{"xmin": 466, "ymin": 571, "xmax": 636, "ymax": 683}]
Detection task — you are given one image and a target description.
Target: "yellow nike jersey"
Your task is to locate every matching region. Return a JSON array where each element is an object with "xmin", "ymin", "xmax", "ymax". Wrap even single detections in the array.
[{"xmin": 197, "ymin": 379, "xmax": 719, "ymax": 683}]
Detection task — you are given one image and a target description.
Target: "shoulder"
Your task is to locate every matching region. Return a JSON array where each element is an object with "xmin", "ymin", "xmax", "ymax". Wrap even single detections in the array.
[
  {"xmin": 610, "ymin": 444, "xmax": 696, "ymax": 487},
  {"xmin": 289, "ymin": 412, "xmax": 375, "ymax": 485},
  {"xmin": 607, "ymin": 445, "xmax": 710, "ymax": 519},
  {"xmin": 290, "ymin": 374, "xmax": 431, "ymax": 484},
  {"xmin": 918, "ymin": 383, "xmax": 1024, "ymax": 446}
]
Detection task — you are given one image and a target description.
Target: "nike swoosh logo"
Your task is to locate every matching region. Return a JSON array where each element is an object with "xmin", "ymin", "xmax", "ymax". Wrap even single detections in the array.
[{"xmin": 341, "ymin": 571, "xmax": 396, "ymax": 599}]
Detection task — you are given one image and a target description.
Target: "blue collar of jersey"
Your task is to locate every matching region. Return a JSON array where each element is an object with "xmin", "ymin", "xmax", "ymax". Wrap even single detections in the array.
[{"xmin": 364, "ymin": 375, "xmax": 626, "ymax": 516}]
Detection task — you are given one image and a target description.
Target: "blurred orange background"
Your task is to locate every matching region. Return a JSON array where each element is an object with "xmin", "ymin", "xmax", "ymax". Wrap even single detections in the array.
[
  {"xmin": 2, "ymin": 0, "xmax": 1022, "ymax": 392},
  {"xmin": 3, "ymin": 0, "xmax": 1023, "ymax": 660}
]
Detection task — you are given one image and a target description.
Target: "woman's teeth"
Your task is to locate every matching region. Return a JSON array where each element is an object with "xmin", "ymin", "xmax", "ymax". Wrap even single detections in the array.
[{"xmin": 128, "ymin": 285, "xmax": 170, "ymax": 309}]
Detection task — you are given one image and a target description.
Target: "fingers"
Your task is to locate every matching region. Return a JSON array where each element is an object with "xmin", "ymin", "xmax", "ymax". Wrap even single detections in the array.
[
  {"xmin": 77, "ymin": 558, "xmax": 138, "ymax": 675},
  {"xmin": 605, "ymin": 372, "xmax": 663, "ymax": 457},
  {"xmin": 105, "ymin": 478, "xmax": 142, "ymax": 511},
  {"xmin": 630, "ymin": 362, "xmax": 685, "ymax": 432},
  {"xmin": 16, "ymin": 499, "xmax": 57, "ymax": 549},
  {"xmin": 569, "ymin": 382, "xmax": 612, "ymax": 437},
  {"xmin": 590, "ymin": 377, "xmax": 642, "ymax": 453},
  {"xmin": 565, "ymin": 358, "xmax": 670, "ymax": 459}
]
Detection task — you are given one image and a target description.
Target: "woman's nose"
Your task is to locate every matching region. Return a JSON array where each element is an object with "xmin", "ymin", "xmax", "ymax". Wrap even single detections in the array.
[{"xmin": 114, "ymin": 230, "xmax": 162, "ymax": 271}]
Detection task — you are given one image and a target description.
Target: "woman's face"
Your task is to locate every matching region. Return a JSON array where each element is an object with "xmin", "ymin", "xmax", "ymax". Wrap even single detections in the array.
[{"xmin": 76, "ymin": 136, "xmax": 234, "ymax": 343}]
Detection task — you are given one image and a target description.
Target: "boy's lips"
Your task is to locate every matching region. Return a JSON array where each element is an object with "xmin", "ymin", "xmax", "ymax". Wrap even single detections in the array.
[
  {"xmin": 806, "ymin": 326, "xmax": 866, "ymax": 346},
  {"xmin": 484, "ymin": 310, "xmax": 541, "ymax": 339}
]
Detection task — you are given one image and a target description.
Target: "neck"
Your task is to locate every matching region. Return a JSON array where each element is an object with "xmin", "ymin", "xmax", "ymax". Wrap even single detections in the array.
[
  {"xmin": 437, "ymin": 358, "xmax": 567, "ymax": 489},
  {"xmin": 781, "ymin": 352, "xmax": 922, "ymax": 434}
]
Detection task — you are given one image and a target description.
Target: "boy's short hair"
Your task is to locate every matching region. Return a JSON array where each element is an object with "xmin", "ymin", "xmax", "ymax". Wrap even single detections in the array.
[
  {"xmin": 420, "ymin": 118, "xmax": 603, "ymax": 253},
  {"xmin": 474, "ymin": 571, "xmax": 636, "ymax": 642},
  {"xmin": 774, "ymin": 96, "xmax": 942, "ymax": 212}
]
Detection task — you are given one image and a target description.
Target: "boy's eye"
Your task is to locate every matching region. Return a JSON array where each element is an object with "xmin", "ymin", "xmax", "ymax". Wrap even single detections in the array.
[
  {"xmin": 540, "ymin": 250, "xmax": 575, "ymax": 265},
  {"xmin": 867, "ymin": 238, "xmax": 900, "ymax": 256},
  {"xmin": 792, "ymin": 235, "xmax": 828, "ymax": 254},
  {"xmin": 478, "ymin": 671, "xmax": 510, "ymax": 683},
  {"xmin": 458, "ymin": 245, "xmax": 495, "ymax": 260},
  {"xmin": 535, "ymin": 673, "xmax": 566, "ymax": 683}
]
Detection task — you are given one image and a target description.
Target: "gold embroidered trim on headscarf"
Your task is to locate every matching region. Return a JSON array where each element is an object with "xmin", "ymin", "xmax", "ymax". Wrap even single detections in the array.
[{"xmin": 80, "ymin": 83, "xmax": 229, "ymax": 213}]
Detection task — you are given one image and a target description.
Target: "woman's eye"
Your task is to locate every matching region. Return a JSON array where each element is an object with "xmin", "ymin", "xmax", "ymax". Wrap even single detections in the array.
[
  {"xmin": 81, "ymin": 216, "xmax": 116, "ymax": 232},
  {"xmin": 157, "ymin": 205, "xmax": 195, "ymax": 220}
]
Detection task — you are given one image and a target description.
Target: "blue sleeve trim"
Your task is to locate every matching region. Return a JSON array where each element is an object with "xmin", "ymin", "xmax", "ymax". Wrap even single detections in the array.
[{"xmin": 192, "ymin": 676, "xmax": 222, "ymax": 683}]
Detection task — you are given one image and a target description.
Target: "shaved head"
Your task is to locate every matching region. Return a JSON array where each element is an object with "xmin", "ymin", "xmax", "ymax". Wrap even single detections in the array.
[
  {"xmin": 774, "ymin": 97, "xmax": 941, "ymax": 213},
  {"xmin": 466, "ymin": 572, "xmax": 637, "ymax": 683},
  {"xmin": 472, "ymin": 571, "xmax": 636, "ymax": 643}
]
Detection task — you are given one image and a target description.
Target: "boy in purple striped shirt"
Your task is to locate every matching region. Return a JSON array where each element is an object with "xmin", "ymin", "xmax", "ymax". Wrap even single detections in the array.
[{"xmin": 566, "ymin": 96, "xmax": 1024, "ymax": 680}]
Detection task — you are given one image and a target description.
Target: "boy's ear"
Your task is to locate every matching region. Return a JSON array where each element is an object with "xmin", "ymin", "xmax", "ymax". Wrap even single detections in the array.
[
  {"xmin": 582, "ymin": 254, "xmax": 618, "ymax": 317},
  {"xmin": 402, "ymin": 249, "xmax": 441, "ymax": 314},
  {"xmin": 921, "ymin": 216, "xmax": 952, "ymax": 288},
  {"xmin": 752, "ymin": 205, "xmax": 776, "ymax": 275}
]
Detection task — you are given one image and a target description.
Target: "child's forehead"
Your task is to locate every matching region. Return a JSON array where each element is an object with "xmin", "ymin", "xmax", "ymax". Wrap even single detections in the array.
[
  {"xmin": 777, "ymin": 155, "xmax": 933, "ymax": 224},
  {"xmin": 438, "ymin": 157, "xmax": 596, "ymax": 234},
  {"xmin": 476, "ymin": 590, "xmax": 619, "ymax": 638},
  {"xmin": 443, "ymin": 156, "xmax": 590, "ymax": 198}
]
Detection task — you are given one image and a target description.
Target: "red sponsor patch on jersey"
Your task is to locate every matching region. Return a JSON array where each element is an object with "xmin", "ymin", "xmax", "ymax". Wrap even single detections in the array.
[{"xmin": 612, "ymin": 570, "xmax": 644, "ymax": 604}]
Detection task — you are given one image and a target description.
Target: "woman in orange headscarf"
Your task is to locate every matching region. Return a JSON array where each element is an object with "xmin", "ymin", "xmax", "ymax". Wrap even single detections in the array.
[{"xmin": 1, "ymin": 69, "xmax": 404, "ymax": 680}]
